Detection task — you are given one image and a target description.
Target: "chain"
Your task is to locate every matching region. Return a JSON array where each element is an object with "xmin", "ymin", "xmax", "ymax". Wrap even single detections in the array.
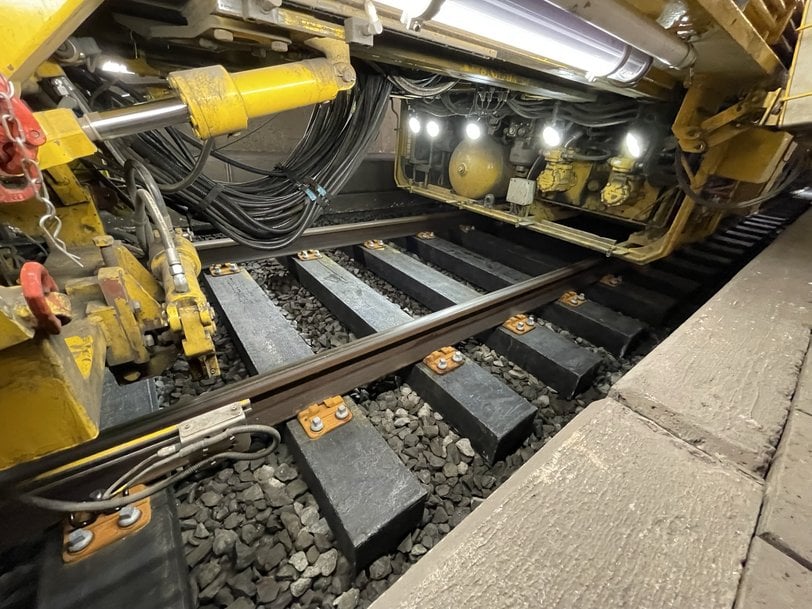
[{"xmin": 0, "ymin": 78, "xmax": 82, "ymax": 266}]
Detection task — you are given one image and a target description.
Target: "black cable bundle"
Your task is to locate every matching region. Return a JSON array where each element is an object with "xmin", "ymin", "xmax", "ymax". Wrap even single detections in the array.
[{"xmin": 126, "ymin": 70, "xmax": 392, "ymax": 249}]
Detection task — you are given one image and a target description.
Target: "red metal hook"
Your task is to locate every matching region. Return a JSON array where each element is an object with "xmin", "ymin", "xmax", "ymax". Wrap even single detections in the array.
[{"xmin": 20, "ymin": 261, "xmax": 62, "ymax": 334}]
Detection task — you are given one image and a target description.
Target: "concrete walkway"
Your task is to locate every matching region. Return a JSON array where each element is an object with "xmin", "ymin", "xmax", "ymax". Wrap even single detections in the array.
[{"xmin": 371, "ymin": 208, "xmax": 812, "ymax": 609}]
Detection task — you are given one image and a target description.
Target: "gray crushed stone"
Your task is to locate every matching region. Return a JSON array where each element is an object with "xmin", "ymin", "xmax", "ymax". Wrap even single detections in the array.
[{"xmin": 175, "ymin": 251, "xmax": 647, "ymax": 608}]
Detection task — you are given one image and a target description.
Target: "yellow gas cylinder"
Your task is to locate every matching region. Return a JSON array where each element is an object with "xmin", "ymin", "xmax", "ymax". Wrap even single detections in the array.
[{"xmin": 449, "ymin": 136, "xmax": 511, "ymax": 199}]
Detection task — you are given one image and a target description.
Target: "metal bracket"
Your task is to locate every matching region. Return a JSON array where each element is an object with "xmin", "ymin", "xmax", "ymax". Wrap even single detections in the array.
[
  {"xmin": 423, "ymin": 346, "xmax": 464, "ymax": 374},
  {"xmin": 344, "ymin": 0, "xmax": 382, "ymax": 46},
  {"xmin": 599, "ymin": 274, "xmax": 623, "ymax": 288},
  {"xmin": 558, "ymin": 291, "xmax": 586, "ymax": 307},
  {"xmin": 362, "ymin": 239, "xmax": 385, "ymax": 250},
  {"xmin": 297, "ymin": 396, "xmax": 352, "ymax": 439},
  {"xmin": 503, "ymin": 313, "xmax": 536, "ymax": 335},
  {"xmin": 416, "ymin": 231, "xmax": 435, "ymax": 239},
  {"xmin": 297, "ymin": 249, "xmax": 323, "ymax": 261},
  {"xmin": 178, "ymin": 400, "xmax": 248, "ymax": 447},
  {"xmin": 209, "ymin": 262, "xmax": 240, "ymax": 276},
  {"xmin": 62, "ymin": 486, "xmax": 152, "ymax": 563}
]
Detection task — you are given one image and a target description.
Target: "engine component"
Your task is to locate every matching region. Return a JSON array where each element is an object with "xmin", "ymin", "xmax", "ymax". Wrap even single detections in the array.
[
  {"xmin": 601, "ymin": 157, "xmax": 644, "ymax": 207},
  {"xmin": 537, "ymin": 149, "xmax": 578, "ymax": 193},
  {"xmin": 449, "ymin": 136, "xmax": 511, "ymax": 199}
]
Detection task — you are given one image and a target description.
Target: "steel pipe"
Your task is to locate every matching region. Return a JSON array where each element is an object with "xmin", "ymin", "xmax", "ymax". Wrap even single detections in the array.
[{"xmin": 543, "ymin": 0, "xmax": 696, "ymax": 69}]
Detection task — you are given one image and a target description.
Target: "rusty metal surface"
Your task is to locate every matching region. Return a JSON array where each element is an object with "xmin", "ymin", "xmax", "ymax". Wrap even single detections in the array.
[{"xmin": 194, "ymin": 212, "xmax": 470, "ymax": 265}]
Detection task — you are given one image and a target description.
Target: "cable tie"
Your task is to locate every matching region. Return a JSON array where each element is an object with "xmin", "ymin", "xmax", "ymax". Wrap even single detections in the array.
[{"xmin": 199, "ymin": 183, "xmax": 224, "ymax": 210}]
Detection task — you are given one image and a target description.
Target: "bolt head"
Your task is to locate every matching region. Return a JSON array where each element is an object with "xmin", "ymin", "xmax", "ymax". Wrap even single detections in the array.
[
  {"xmin": 437, "ymin": 358, "xmax": 448, "ymax": 370},
  {"xmin": 526, "ymin": 316, "xmax": 536, "ymax": 327},
  {"xmin": 93, "ymin": 235, "xmax": 114, "ymax": 248},
  {"xmin": 310, "ymin": 416, "xmax": 324, "ymax": 432},
  {"xmin": 516, "ymin": 321, "xmax": 525, "ymax": 330},
  {"xmin": 335, "ymin": 404, "xmax": 349, "ymax": 420},
  {"xmin": 451, "ymin": 351, "xmax": 463, "ymax": 363},
  {"xmin": 67, "ymin": 528, "xmax": 93, "ymax": 553},
  {"xmin": 118, "ymin": 505, "xmax": 142, "ymax": 528}
]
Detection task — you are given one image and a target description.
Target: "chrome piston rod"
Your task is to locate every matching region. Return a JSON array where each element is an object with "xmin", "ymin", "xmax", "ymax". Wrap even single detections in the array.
[{"xmin": 79, "ymin": 97, "xmax": 190, "ymax": 141}]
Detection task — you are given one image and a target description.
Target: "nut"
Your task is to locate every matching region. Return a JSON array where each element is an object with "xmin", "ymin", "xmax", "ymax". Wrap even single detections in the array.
[
  {"xmin": 117, "ymin": 505, "xmax": 142, "ymax": 528},
  {"xmin": 66, "ymin": 528, "xmax": 93, "ymax": 553},
  {"xmin": 310, "ymin": 416, "xmax": 324, "ymax": 432}
]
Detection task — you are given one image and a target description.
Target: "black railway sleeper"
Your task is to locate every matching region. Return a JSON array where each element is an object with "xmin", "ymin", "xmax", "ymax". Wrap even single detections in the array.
[
  {"xmin": 405, "ymin": 235, "xmax": 531, "ymax": 292},
  {"xmin": 287, "ymin": 399, "xmax": 427, "ymax": 572},
  {"xmin": 291, "ymin": 255, "xmax": 412, "ymax": 335},
  {"xmin": 750, "ymin": 213, "xmax": 788, "ymax": 225},
  {"xmin": 677, "ymin": 246, "xmax": 736, "ymax": 268},
  {"xmin": 202, "ymin": 268, "xmax": 313, "ymax": 374},
  {"xmin": 38, "ymin": 489, "xmax": 192, "ymax": 609},
  {"xmin": 485, "ymin": 326, "xmax": 600, "ymax": 398},
  {"xmin": 490, "ymin": 225, "xmax": 593, "ymax": 263},
  {"xmin": 408, "ymin": 234, "xmax": 673, "ymax": 327},
  {"xmin": 408, "ymin": 362, "xmax": 536, "ymax": 463},
  {"xmin": 626, "ymin": 266, "xmax": 701, "ymax": 298},
  {"xmin": 360, "ymin": 244, "xmax": 479, "ymax": 310},
  {"xmin": 397, "ymin": 233, "xmax": 646, "ymax": 355},
  {"xmin": 726, "ymin": 225, "xmax": 773, "ymax": 240},
  {"xmin": 360, "ymin": 244, "xmax": 603, "ymax": 396},
  {"xmin": 740, "ymin": 216, "xmax": 782, "ymax": 230},
  {"xmin": 542, "ymin": 298, "xmax": 644, "ymax": 358},
  {"xmin": 583, "ymin": 279, "xmax": 677, "ymax": 327},
  {"xmin": 292, "ymin": 251, "xmax": 536, "ymax": 463},
  {"xmin": 691, "ymin": 240, "xmax": 748, "ymax": 259},
  {"xmin": 655, "ymin": 256, "xmax": 721, "ymax": 282},
  {"xmin": 736, "ymin": 220, "xmax": 778, "ymax": 235},
  {"xmin": 100, "ymin": 370, "xmax": 158, "ymax": 430},
  {"xmin": 448, "ymin": 226, "xmax": 569, "ymax": 275},
  {"xmin": 205, "ymin": 265, "xmax": 426, "ymax": 570},
  {"xmin": 707, "ymin": 234, "xmax": 756, "ymax": 251}
]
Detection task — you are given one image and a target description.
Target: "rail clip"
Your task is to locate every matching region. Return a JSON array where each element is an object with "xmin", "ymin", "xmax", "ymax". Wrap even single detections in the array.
[
  {"xmin": 423, "ymin": 346, "xmax": 464, "ymax": 374},
  {"xmin": 298, "ymin": 396, "xmax": 352, "ymax": 439},
  {"xmin": 558, "ymin": 290, "xmax": 586, "ymax": 307},
  {"xmin": 503, "ymin": 313, "xmax": 536, "ymax": 335},
  {"xmin": 599, "ymin": 274, "xmax": 623, "ymax": 288},
  {"xmin": 362, "ymin": 239, "xmax": 385, "ymax": 250},
  {"xmin": 297, "ymin": 249, "xmax": 323, "ymax": 261},
  {"xmin": 62, "ymin": 486, "xmax": 152, "ymax": 563},
  {"xmin": 209, "ymin": 262, "xmax": 240, "ymax": 276}
]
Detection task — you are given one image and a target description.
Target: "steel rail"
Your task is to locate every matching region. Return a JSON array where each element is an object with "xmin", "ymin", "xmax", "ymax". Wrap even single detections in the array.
[
  {"xmin": 1, "ymin": 256, "xmax": 612, "ymax": 502},
  {"xmin": 195, "ymin": 212, "xmax": 469, "ymax": 265}
]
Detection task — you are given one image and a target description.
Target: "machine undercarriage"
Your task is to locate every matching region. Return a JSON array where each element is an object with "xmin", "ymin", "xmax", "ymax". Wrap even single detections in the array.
[{"xmin": 0, "ymin": 1, "xmax": 810, "ymax": 592}]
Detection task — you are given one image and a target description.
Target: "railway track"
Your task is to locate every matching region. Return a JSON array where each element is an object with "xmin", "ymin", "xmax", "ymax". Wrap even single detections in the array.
[{"xmin": 1, "ymin": 200, "xmax": 806, "ymax": 609}]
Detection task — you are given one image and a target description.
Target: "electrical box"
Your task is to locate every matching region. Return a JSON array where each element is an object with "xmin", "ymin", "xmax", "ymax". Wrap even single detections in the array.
[{"xmin": 507, "ymin": 178, "xmax": 536, "ymax": 206}]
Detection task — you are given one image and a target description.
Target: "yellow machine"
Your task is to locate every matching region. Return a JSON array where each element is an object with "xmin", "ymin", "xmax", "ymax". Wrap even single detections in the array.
[{"xmin": 0, "ymin": 0, "xmax": 810, "ymax": 471}]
